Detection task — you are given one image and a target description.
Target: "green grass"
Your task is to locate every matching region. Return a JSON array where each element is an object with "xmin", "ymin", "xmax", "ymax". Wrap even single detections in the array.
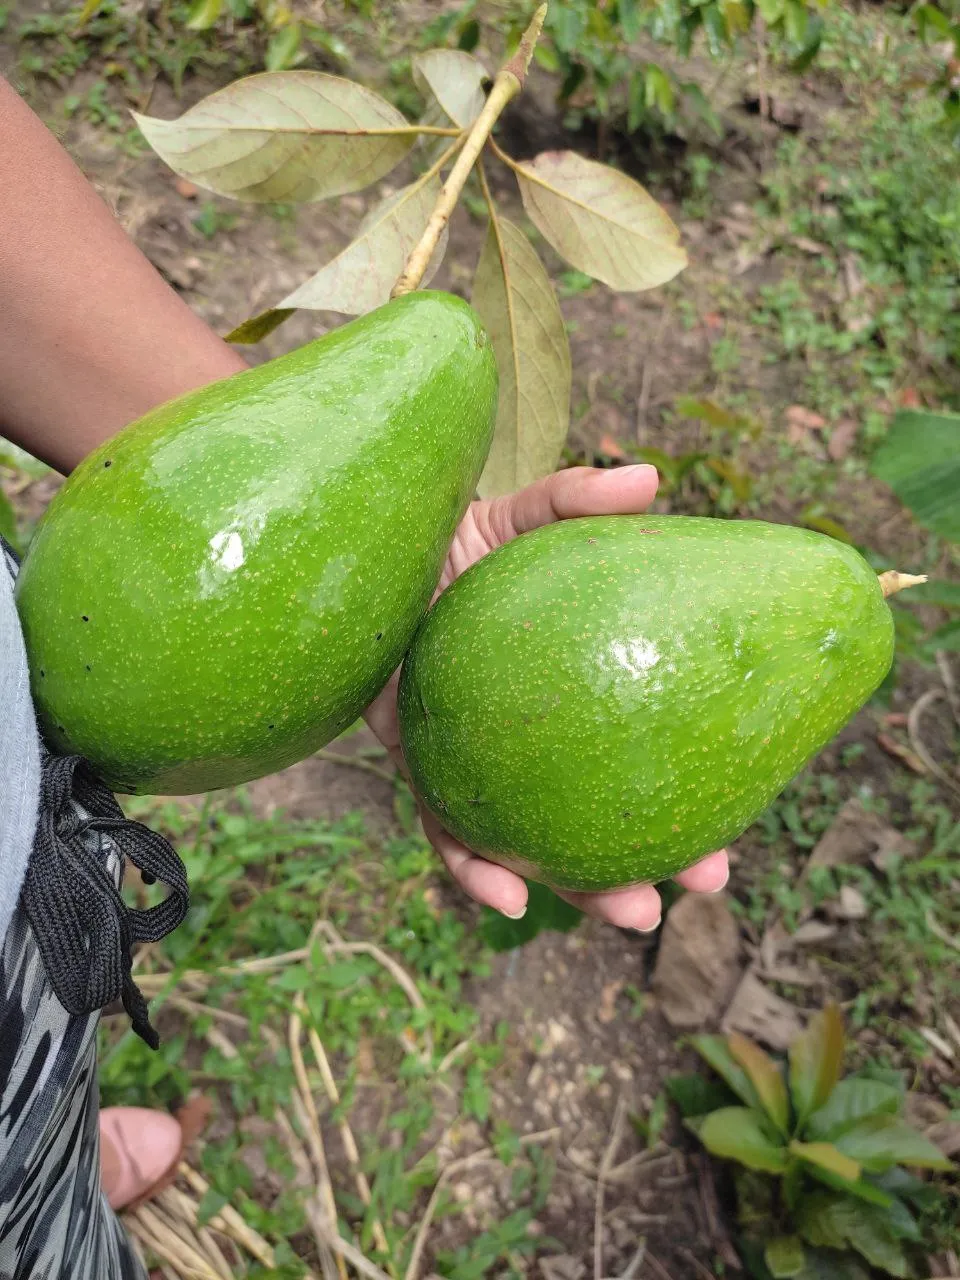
[
  {"xmin": 732, "ymin": 768, "xmax": 960, "ymax": 1090},
  {"xmin": 101, "ymin": 790, "xmax": 564, "ymax": 1276},
  {"xmin": 752, "ymin": 87, "xmax": 960, "ymax": 419}
]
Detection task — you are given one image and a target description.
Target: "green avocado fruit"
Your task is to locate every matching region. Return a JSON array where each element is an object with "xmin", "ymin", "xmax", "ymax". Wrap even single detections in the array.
[
  {"xmin": 397, "ymin": 515, "xmax": 897, "ymax": 892},
  {"xmin": 15, "ymin": 291, "xmax": 498, "ymax": 794}
]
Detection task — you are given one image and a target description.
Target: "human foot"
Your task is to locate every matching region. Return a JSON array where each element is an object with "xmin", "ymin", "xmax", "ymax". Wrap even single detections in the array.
[{"xmin": 99, "ymin": 1106, "xmax": 182, "ymax": 1210}]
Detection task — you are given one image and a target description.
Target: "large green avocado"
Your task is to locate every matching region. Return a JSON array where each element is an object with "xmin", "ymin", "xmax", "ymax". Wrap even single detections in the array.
[
  {"xmin": 398, "ymin": 516, "xmax": 896, "ymax": 892},
  {"xmin": 15, "ymin": 291, "xmax": 498, "ymax": 794}
]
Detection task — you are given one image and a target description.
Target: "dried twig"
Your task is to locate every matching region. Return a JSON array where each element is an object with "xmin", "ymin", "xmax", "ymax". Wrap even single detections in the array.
[
  {"xmin": 405, "ymin": 1149, "xmax": 495, "ymax": 1280},
  {"xmin": 290, "ymin": 1000, "xmax": 348, "ymax": 1280},
  {"xmin": 927, "ymin": 910, "xmax": 960, "ymax": 954},
  {"xmin": 315, "ymin": 750, "xmax": 398, "ymax": 786},
  {"xmin": 681, "ymin": 1246, "xmax": 722, "ymax": 1280},
  {"xmin": 314, "ymin": 921, "xmax": 433, "ymax": 1063},
  {"xmin": 305, "ymin": 1021, "xmax": 391, "ymax": 1257},
  {"xmin": 128, "ymin": 1203, "xmax": 224, "ymax": 1280},
  {"xmin": 619, "ymin": 1239, "xmax": 648, "ymax": 1280},
  {"xmin": 306, "ymin": 1199, "xmax": 394, "ymax": 1280},
  {"xmin": 275, "ymin": 1108, "xmax": 339, "ymax": 1280},
  {"xmin": 156, "ymin": 1188, "xmax": 235, "ymax": 1280},
  {"xmin": 404, "ymin": 1129, "xmax": 559, "ymax": 1280},
  {"xmin": 919, "ymin": 1026, "xmax": 956, "ymax": 1060},
  {"xmin": 177, "ymin": 1164, "xmax": 288, "ymax": 1270},
  {"xmin": 435, "ymin": 1038, "xmax": 473, "ymax": 1074},
  {"xmin": 608, "ymin": 1145, "xmax": 672, "ymax": 1185},
  {"xmin": 646, "ymin": 1254, "xmax": 679, "ymax": 1280},
  {"xmin": 936, "ymin": 652, "xmax": 960, "ymax": 726},
  {"xmin": 594, "ymin": 1095, "xmax": 628, "ymax": 1280},
  {"xmin": 392, "ymin": 5, "xmax": 546, "ymax": 297}
]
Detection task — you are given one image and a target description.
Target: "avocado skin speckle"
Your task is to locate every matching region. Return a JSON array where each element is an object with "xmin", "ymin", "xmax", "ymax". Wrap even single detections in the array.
[
  {"xmin": 397, "ymin": 515, "xmax": 894, "ymax": 892},
  {"xmin": 15, "ymin": 292, "xmax": 498, "ymax": 794}
]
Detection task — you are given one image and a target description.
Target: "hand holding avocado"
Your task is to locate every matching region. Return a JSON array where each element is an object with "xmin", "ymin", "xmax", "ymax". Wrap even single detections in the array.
[{"xmin": 366, "ymin": 463, "xmax": 730, "ymax": 929}]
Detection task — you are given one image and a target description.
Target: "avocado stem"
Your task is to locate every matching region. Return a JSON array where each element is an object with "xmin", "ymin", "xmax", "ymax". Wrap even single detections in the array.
[
  {"xmin": 392, "ymin": 4, "xmax": 548, "ymax": 298},
  {"xmin": 879, "ymin": 571, "xmax": 928, "ymax": 599}
]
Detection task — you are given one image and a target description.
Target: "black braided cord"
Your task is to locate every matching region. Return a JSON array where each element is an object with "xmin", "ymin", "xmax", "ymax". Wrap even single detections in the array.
[
  {"xmin": 4, "ymin": 533, "xmax": 188, "ymax": 1048},
  {"xmin": 22, "ymin": 751, "xmax": 188, "ymax": 1049}
]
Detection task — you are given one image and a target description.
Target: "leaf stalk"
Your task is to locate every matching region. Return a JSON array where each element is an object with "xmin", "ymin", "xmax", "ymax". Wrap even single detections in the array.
[{"xmin": 392, "ymin": 4, "xmax": 548, "ymax": 297}]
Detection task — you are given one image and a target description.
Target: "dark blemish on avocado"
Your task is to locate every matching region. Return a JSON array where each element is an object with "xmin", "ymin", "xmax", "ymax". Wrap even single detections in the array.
[
  {"xmin": 376, "ymin": 632, "xmax": 383, "ymax": 641},
  {"xmin": 39, "ymin": 669, "xmax": 45, "ymax": 678},
  {"xmin": 85, "ymin": 665, "xmax": 91, "ymax": 672},
  {"xmin": 587, "ymin": 538, "xmax": 597, "ymax": 545},
  {"xmin": 103, "ymin": 460, "xmax": 112, "ymax": 468},
  {"xmin": 267, "ymin": 723, "xmax": 275, "ymax": 730},
  {"xmin": 81, "ymin": 615, "xmax": 89, "ymax": 622},
  {"xmin": 622, "ymin": 811, "xmax": 632, "ymax": 819}
]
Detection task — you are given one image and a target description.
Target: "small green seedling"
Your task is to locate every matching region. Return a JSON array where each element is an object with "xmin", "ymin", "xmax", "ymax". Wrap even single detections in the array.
[{"xmin": 668, "ymin": 1003, "xmax": 953, "ymax": 1279}]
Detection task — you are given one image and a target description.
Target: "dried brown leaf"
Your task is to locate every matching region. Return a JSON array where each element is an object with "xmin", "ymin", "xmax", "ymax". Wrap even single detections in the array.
[
  {"xmin": 785, "ymin": 404, "xmax": 827, "ymax": 433},
  {"xmin": 412, "ymin": 49, "xmax": 486, "ymax": 128},
  {"xmin": 280, "ymin": 176, "xmax": 446, "ymax": 314},
  {"xmin": 828, "ymin": 418, "xmax": 858, "ymax": 461},
  {"xmin": 471, "ymin": 215, "xmax": 571, "ymax": 496},
  {"xmin": 723, "ymin": 969, "xmax": 803, "ymax": 1051},
  {"xmin": 135, "ymin": 71, "xmax": 415, "ymax": 204},
  {"xmin": 513, "ymin": 150, "xmax": 687, "ymax": 291},
  {"xmin": 877, "ymin": 732, "xmax": 929, "ymax": 776}
]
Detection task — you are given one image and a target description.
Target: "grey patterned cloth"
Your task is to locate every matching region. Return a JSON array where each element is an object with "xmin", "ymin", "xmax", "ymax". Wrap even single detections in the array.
[
  {"xmin": 0, "ymin": 547, "xmax": 147, "ymax": 1279},
  {"xmin": 0, "ymin": 544, "xmax": 39, "ymax": 949}
]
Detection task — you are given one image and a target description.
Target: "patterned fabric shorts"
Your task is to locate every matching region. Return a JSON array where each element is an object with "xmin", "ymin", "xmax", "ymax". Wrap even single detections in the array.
[{"xmin": 0, "ymin": 810, "xmax": 147, "ymax": 1278}]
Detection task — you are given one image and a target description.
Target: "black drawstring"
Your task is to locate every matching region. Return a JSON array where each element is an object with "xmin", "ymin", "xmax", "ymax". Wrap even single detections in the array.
[
  {"xmin": 4, "ymin": 531, "xmax": 188, "ymax": 1048},
  {"xmin": 20, "ymin": 751, "xmax": 188, "ymax": 1049}
]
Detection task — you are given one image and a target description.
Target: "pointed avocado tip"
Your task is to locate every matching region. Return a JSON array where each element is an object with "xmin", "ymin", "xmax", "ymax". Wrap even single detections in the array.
[{"xmin": 878, "ymin": 570, "xmax": 928, "ymax": 599}]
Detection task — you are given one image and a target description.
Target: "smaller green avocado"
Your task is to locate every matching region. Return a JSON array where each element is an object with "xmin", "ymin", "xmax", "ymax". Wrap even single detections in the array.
[{"xmin": 398, "ymin": 516, "xmax": 898, "ymax": 892}]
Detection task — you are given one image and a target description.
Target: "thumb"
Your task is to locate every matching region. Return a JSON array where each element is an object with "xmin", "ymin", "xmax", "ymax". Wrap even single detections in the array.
[{"xmin": 488, "ymin": 464, "xmax": 660, "ymax": 541}]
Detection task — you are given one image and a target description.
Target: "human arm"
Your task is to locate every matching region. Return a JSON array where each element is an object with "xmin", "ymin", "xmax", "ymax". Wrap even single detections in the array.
[{"xmin": 0, "ymin": 76, "xmax": 246, "ymax": 474}]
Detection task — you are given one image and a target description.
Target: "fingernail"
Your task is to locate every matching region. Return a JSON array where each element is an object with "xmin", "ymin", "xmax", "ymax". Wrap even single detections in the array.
[
  {"xmin": 621, "ymin": 463, "xmax": 656, "ymax": 477},
  {"xmin": 631, "ymin": 916, "xmax": 661, "ymax": 934},
  {"xmin": 707, "ymin": 862, "xmax": 730, "ymax": 894},
  {"xmin": 501, "ymin": 906, "xmax": 527, "ymax": 920}
]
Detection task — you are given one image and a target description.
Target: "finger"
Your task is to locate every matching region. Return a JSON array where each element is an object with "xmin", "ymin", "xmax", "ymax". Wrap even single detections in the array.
[
  {"xmin": 556, "ymin": 881, "xmax": 663, "ymax": 931},
  {"xmin": 674, "ymin": 849, "xmax": 729, "ymax": 894},
  {"xmin": 421, "ymin": 809, "xmax": 529, "ymax": 918},
  {"xmin": 488, "ymin": 464, "xmax": 660, "ymax": 542}
]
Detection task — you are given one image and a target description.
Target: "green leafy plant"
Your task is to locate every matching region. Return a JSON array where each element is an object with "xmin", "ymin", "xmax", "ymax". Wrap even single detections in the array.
[
  {"xmin": 135, "ymin": 5, "xmax": 687, "ymax": 500},
  {"xmin": 479, "ymin": 879, "xmax": 582, "ymax": 950},
  {"xmin": 496, "ymin": 0, "xmax": 829, "ymax": 138},
  {"xmin": 913, "ymin": 1, "xmax": 960, "ymax": 139},
  {"xmin": 870, "ymin": 408, "xmax": 960, "ymax": 665},
  {"xmin": 871, "ymin": 409, "xmax": 960, "ymax": 545},
  {"xmin": 669, "ymin": 1004, "xmax": 953, "ymax": 1278},
  {"xmin": 760, "ymin": 99, "xmax": 960, "ymax": 397}
]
